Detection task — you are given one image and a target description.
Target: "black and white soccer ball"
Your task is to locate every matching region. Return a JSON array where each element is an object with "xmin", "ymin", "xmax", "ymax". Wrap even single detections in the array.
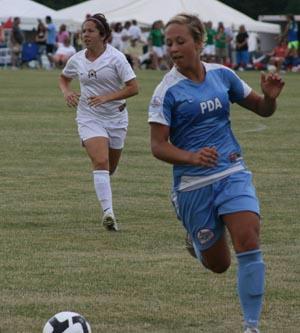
[{"xmin": 43, "ymin": 311, "xmax": 92, "ymax": 333}]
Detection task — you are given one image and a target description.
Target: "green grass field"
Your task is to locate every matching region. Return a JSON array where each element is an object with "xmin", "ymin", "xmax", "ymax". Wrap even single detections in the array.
[{"xmin": 0, "ymin": 68, "xmax": 299, "ymax": 333}]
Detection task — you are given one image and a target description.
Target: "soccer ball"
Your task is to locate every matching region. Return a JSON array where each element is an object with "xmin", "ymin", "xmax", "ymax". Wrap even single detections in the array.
[
  {"xmin": 267, "ymin": 64, "xmax": 277, "ymax": 73},
  {"xmin": 43, "ymin": 311, "xmax": 92, "ymax": 333}
]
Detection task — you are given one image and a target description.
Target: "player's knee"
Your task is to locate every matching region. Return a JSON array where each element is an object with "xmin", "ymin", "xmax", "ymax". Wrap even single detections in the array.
[
  {"xmin": 208, "ymin": 263, "xmax": 230, "ymax": 274},
  {"xmin": 92, "ymin": 156, "xmax": 109, "ymax": 170},
  {"xmin": 237, "ymin": 237, "xmax": 260, "ymax": 253},
  {"xmin": 234, "ymin": 229, "xmax": 260, "ymax": 253},
  {"xmin": 204, "ymin": 257, "xmax": 231, "ymax": 274}
]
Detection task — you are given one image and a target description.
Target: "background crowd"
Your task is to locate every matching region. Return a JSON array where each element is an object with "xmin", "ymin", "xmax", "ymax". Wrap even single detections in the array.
[{"xmin": 0, "ymin": 13, "xmax": 299, "ymax": 73}]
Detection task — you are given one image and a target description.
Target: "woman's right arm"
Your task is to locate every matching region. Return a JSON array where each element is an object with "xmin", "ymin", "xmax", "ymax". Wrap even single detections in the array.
[
  {"xmin": 150, "ymin": 123, "xmax": 218, "ymax": 167},
  {"xmin": 59, "ymin": 74, "xmax": 80, "ymax": 107}
]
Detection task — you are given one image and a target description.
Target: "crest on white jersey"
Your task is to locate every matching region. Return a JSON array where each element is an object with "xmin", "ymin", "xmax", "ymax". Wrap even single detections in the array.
[{"xmin": 88, "ymin": 69, "xmax": 97, "ymax": 79}]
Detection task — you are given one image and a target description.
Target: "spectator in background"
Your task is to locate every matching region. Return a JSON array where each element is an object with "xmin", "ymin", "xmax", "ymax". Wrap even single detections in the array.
[
  {"xmin": 57, "ymin": 24, "xmax": 69, "ymax": 44},
  {"xmin": 268, "ymin": 38, "xmax": 288, "ymax": 73},
  {"xmin": 128, "ymin": 19, "xmax": 142, "ymax": 42},
  {"xmin": 121, "ymin": 21, "xmax": 131, "ymax": 54},
  {"xmin": 51, "ymin": 37, "xmax": 76, "ymax": 68},
  {"xmin": 235, "ymin": 24, "xmax": 249, "ymax": 71},
  {"xmin": 148, "ymin": 20, "xmax": 166, "ymax": 70},
  {"xmin": 283, "ymin": 14, "xmax": 299, "ymax": 53},
  {"xmin": 10, "ymin": 17, "xmax": 24, "ymax": 69},
  {"xmin": 35, "ymin": 19, "xmax": 47, "ymax": 68},
  {"xmin": 224, "ymin": 24, "xmax": 234, "ymax": 66},
  {"xmin": 110, "ymin": 22, "xmax": 123, "ymax": 51},
  {"xmin": 248, "ymin": 32, "xmax": 259, "ymax": 68},
  {"xmin": 284, "ymin": 44, "xmax": 300, "ymax": 71},
  {"xmin": 214, "ymin": 22, "xmax": 227, "ymax": 65},
  {"xmin": 202, "ymin": 21, "xmax": 216, "ymax": 63},
  {"xmin": 73, "ymin": 29, "xmax": 83, "ymax": 51},
  {"xmin": 45, "ymin": 15, "xmax": 57, "ymax": 68},
  {"xmin": 0, "ymin": 22, "xmax": 5, "ymax": 44},
  {"xmin": 126, "ymin": 37, "xmax": 144, "ymax": 70}
]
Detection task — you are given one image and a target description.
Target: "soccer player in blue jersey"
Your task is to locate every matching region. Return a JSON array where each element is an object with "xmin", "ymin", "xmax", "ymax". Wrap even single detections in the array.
[{"xmin": 148, "ymin": 14, "xmax": 284, "ymax": 333}]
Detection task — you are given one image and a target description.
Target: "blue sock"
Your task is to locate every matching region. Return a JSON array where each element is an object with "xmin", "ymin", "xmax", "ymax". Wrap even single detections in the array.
[{"xmin": 236, "ymin": 249, "xmax": 265, "ymax": 328}]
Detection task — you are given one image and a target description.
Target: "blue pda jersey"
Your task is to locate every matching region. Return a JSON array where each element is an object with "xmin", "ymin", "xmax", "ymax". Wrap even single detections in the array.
[{"xmin": 148, "ymin": 63, "xmax": 252, "ymax": 191}]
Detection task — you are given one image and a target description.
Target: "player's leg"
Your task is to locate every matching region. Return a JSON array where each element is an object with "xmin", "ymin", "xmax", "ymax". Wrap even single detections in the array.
[
  {"xmin": 102, "ymin": 126, "xmax": 127, "ymax": 229},
  {"xmin": 224, "ymin": 211, "xmax": 264, "ymax": 332},
  {"xmin": 216, "ymin": 170, "xmax": 264, "ymax": 332},
  {"xmin": 107, "ymin": 126, "xmax": 127, "ymax": 176},
  {"xmin": 109, "ymin": 148, "xmax": 122, "ymax": 176},
  {"xmin": 175, "ymin": 186, "xmax": 231, "ymax": 272},
  {"xmin": 200, "ymin": 231, "xmax": 231, "ymax": 273},
  {"xmin": 84, "ymin": 136, "xmax": 118, "ymax": 230}
]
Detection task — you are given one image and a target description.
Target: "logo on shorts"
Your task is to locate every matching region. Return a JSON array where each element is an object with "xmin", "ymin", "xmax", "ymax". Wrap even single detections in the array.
[
  {"xmin": 197, "ymin": 229, "xmax": 214, "ymax": 244},
  {"xmin": 228, "ymin": 152, "xmax": 241, "ymax": 162}
]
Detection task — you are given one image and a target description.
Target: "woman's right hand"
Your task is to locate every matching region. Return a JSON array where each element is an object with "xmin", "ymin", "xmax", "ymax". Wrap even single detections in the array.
[
  {"xmin": 190, "ymin": 147, "xmax": 219, "ymax": 167},
  {"xmin": 64, "ymin": 91, "xmax": 80, "ymax": 108}
]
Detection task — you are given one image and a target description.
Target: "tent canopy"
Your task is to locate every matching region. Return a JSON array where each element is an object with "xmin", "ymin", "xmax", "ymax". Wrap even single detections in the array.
[
  {"xmin": 0, "ymin": 0, "xmax": 56, "ymax": 18},
  {"xmin": 54, "ymin": 0, "xmax": 134, "ymax": 22},
  {"xmin": 54, "ymin": 0, "xmax": 280, "ymax": 34}
]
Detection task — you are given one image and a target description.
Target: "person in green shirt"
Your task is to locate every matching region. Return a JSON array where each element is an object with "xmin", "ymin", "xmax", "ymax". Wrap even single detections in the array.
[
  {"xmin": 202, "ymin": 21, "xmax": 216, "ymax": 62},
  {"xmin": 148, "ymin": 20, "xmax": 166, "ymax": 69}
]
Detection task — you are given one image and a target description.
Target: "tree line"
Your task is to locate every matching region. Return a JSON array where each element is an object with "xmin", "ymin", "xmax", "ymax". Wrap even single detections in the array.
[{"xmin": 35, "ymin": 0, "xmax": 300, "ymax": 19}]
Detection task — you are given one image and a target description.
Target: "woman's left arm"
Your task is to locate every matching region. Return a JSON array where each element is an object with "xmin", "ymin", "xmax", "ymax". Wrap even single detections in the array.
[
  {"xmin": 88, "ymin": 78, "xmax": 139, "ymax": 107},
  {"xmin": 237, "ymin": 72, "xmax": 285, "ymax": 117}
]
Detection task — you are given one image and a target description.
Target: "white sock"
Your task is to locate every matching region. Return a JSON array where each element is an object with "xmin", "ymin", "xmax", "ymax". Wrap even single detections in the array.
[{"xmin": 93, "ymin": 170, "xmax": 113, "ymax": 215}]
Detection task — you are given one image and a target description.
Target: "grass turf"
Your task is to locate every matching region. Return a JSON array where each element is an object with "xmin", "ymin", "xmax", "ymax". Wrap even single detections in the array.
[{"xmin": 0, "ymin": 69, "xmax": 299, "ymax": 332}]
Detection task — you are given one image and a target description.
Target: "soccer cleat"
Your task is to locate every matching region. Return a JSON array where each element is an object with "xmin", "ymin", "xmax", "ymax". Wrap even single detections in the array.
[
  {"xmin": 185, "ymin": 233, "xmax": 197, "ymax": 258},
  {"xmin": 102, "ymin": 212, "xmax": 118, "ymax": 231},
  {"xmin": 244, "ymin": 327, "xmax": 260, "ymax": 333}
]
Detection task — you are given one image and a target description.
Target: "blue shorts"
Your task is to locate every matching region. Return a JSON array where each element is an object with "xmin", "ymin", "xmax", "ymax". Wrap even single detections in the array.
[{"xmin": 173, "ymin": 170, "xmax": 260, "ymax": 252}]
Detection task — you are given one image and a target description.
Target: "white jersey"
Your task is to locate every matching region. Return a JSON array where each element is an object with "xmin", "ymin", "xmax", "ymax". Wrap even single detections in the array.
[
  {"xmin": 62, "ymin": 44, "xmax": 136, "ymax": 125},
  {"xmin": 110, "ymin": 31, "xmax": 123, "ymax": 51},
  {"xmin": 129, "ymin": 25, "xmax": 142, "ymax": 40}
]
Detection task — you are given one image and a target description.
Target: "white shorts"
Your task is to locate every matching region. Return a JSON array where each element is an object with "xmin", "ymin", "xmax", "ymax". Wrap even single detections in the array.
[
  {"xmin": 152, "ymin": 46, "xmax": 165, "ymax": 58},
  {"xmin": 77, "ymin": 118, "xmax": 127, "ymax": 149}
]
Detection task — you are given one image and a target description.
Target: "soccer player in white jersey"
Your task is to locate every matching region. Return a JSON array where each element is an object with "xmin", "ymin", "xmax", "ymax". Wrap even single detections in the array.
[
  {"xmin": 59, "ymin": 13, "xmax": 138, "ymax": 231},
  {"xmin": 148, "ymin": 14, "xmax": 284, "ymax": 333}
]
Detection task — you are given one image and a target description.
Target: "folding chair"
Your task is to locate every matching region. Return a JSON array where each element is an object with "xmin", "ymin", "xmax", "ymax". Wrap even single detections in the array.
[{"xmin": 21, "ymin": 42, "xmax": 39, "ymax": 67}]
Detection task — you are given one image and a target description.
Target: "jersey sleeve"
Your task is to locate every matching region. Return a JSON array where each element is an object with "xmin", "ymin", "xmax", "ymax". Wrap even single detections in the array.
[
  {"xmin": 224, "ymin": 68, "xmax": 252, "ymax": 103},
  {"xmin": 62, "ymin": 54, "xmax": 78, "ymax": 79},
  {"xmin": 148, "ymin": 82, "xmax": 173, "ymax": 126},
  {"xmin": 115, "ymin": 53, "xmax": 136, "ymax": 83}
]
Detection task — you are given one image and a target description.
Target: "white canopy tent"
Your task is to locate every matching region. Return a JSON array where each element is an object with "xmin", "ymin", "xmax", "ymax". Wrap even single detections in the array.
[
  {"xmin": 54, "ymin": 0, "xmax": 135, "ymax": 23},
  {"xmin": 106, "ymin": 0, "xmax": 280, "ymax": 34},
  {"xmin": 0, "ymin": 0, "xmax": 56, "ymax": 30},
  {"xmin": 55, "ymin": 0, "xmax": 280, "ymax": 34}
]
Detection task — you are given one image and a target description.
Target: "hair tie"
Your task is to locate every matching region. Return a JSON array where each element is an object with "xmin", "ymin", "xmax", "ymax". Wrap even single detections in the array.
[{"xmin": 84, "ymin": 17, "xmax": 105, "ymax": 32}]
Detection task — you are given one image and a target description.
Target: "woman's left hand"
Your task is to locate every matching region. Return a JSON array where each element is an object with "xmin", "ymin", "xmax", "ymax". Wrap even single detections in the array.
[
  {"xmin": 88, "ymin": 95, "xmax": 108, "ymax": 107},
  {"xmin": 261, "ymin": 72, "xmax": 285, "ymax": 100}
]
